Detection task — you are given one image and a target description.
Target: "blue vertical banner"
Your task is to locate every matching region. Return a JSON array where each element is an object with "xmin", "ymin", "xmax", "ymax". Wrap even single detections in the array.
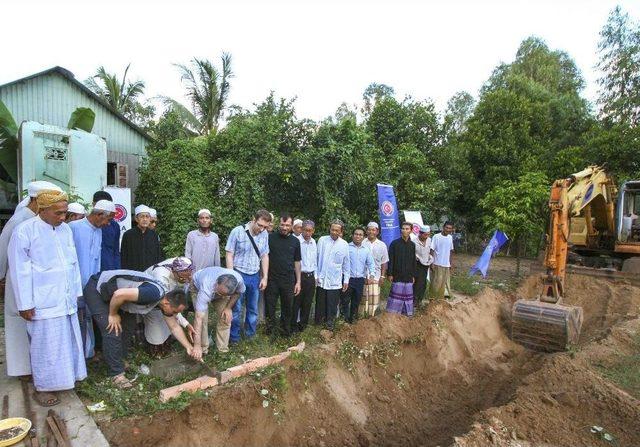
[
  {"xmin": 469, "ymin": 230, "xmax": 509, "ymax": 278},
  {"xmin": 377, "ymin": 183, "xmax": 401, "ymax": 247}
]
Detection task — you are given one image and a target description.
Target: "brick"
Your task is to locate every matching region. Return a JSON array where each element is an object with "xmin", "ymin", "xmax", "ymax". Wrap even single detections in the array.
[
  {"xmin": 158, "ymin": 375, "xmax": 219, "ymax": 402},
  {"xmin": 243, "ymin": 357, "xmax": 271, "ymax": 373},
  {"xmin": 267, "ymin": 351, "xmax": 291, "ymax": 365},
  {"xmin": 159, "ymin": 378, "xmax": 200, "ymax": 402},
  {"xmin": 226, "ymin": 364, "xmax": 247, "ymax": 379},
  {"xmin": 218, "ymin": 370, "xmax": 233, "ymax": 384},
  {"xmin": 287, "ymin": 341, "xmax": 306, "ymax": 353}
]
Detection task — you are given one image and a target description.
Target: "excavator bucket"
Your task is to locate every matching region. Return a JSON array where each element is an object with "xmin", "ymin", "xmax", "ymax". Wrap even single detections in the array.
[{"xmin": 511, "ymin": 299, "xmax": 583, "ymax": 352}]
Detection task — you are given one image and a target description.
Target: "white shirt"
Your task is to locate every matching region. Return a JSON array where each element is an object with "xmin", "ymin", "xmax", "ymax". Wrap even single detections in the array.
[
  {"xmin": 431, "ymin": 233, "xmax": 454, "ymax": 268},
  {"xmin": 8, "ymin": 216, "xmax": 83, "ymax": 320},
  {"xmin": 0, "ymin": 206, "xmax": 36, "ymax": 279},
  {"xmin": 414, "ymin": 236, "xmax": 433, "ymax": 266},
  {"xmin": 316, "ymin": 235, "xmax": 350, "ymax": 290},
  {"xmin": 362, "ymin": 238, "xmax": 389, "ymax": 280},
  {"xmin": 299, "ymin": 236, "xmax": 317, "ymax": 275}
]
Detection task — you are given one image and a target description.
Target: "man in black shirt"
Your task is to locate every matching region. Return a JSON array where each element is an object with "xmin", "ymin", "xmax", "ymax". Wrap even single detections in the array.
[
  {"xmin": 121, "ymin": 205, "xmax": 163, "ymax": 271},
  {"xmin": 265, "ymin": 212, "xmax": 301, "ymax": 336},
  {"xmin": 386, "ymin": 222, "xmax": 417, "ymax": 316}
]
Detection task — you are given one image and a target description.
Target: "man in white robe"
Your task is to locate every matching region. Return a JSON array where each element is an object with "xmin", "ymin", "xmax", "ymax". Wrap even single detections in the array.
[
  {"xmin": 1, "ymin": 181, "xmax": 62, "ymax": 377},
  {"xmin": 8, "ymin": 189, "xmax": 86, "ymax": 406},
  {"xmin": 69, "ymin": 199, "xmax": 116, "ymax": 358}
]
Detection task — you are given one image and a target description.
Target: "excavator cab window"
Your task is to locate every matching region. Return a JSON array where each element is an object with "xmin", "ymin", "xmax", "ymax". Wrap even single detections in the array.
[{"xmin": 619, "ymin": 184, "xmax": 640, "ymax": 243}]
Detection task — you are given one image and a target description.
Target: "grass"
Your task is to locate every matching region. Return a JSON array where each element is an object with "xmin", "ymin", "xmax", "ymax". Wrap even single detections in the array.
[
  {"xmin": 595, "ymin": 332, "xmax": 640, "ymax": 399},
  {"xmin": 450, "ymin": 274, "xmax": 483, "ymax": 296},
  {"xmin": 76, "ymin": 323, "xmax": 325, "ymax": 419}
]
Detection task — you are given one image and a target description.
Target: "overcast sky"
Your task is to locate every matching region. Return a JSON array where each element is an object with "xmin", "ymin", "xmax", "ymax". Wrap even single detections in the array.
[{"xmin": 2, "ymin": 0, "xmax": 639, "ymax": 121}]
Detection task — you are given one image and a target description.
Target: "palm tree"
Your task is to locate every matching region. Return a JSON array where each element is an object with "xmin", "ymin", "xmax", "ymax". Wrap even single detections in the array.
[
  {"xmin": 161, "ymin": 52, "xmax": 233, "ymax": 135},
  {"xmin": 84, "ymin": 64, "xmax": 146, "ymax": 121}
]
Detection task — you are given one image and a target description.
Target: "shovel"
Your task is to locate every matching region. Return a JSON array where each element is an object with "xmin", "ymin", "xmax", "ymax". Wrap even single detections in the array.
[{"xmin": 197, "ymin": 359, "xmax": 221, "ymax": 380}]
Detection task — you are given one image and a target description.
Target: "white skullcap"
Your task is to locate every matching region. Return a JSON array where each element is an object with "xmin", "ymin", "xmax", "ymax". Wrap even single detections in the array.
[
  {"xmin": 149, "ymin": 208, "xmax": 157, "ymax": 219},
  {"xmin": 293, "ymin": 219, "xmax": 303, "ymax": 226},
  {"xmin": 419, "ymin": 225, "xmax": 431, "ymax": 233},
  {"xmin": 16, "ymin": 181, "xmax": 63, "ymax": 211},
  {"xmin": 367, "ymin": 222, "xmax": 379, "ymax": 229},
  {"xmin": 67, "ymin": 202, "xmax": 86, "ymax": 215},
  {"xmin": 135, "ymin": 204, "xmax": 151, "ymax": 216},
  {"xmin": 28, "ymin": 181, "xmax": 62, "ymax": 197},
  {"xmin": 198, "ymin": 208, "xmax": 211, "ymax": 217},
  {"xmin": 93, "ymin": 200, "xmax": 116, "ymax": 213}
]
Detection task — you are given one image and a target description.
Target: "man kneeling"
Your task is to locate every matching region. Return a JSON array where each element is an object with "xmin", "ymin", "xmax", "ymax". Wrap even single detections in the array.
[{"xmin": 84, "ymin": 270, "xmax": 192, "ymax": 389}]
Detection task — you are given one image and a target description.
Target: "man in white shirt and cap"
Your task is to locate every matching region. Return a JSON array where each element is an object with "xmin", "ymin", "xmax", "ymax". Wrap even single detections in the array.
[
  {"xmin": 8, "ymin": 188, "xmax": 86, "ymax": 406},
  {"xmin": 292, "ymin": 219, "xmax": 303, "ymax": 239},
  {"xmin": 360, "ymin": 222, "xmax": 389, "ymax": 316},
  {"xmin": 70, "ymin": 199, "xmax": 116, "ymax": 357},
  {"xmin": 185, "ymin": 209, "xmax": 221, "ymax": 271},
  {"xmin": 413, "ymin": 224, "xmax": 433, "ymax": 307},
  {"xmin": 66, "ymin": 202, "xmax": 86, "ymax": 222},
  {"xmin": 1, "ymin": 180, "xmax": 61, "ymax": 378},
  {"xmin": 149, "ymin": 208, "xmax": 158, "ymax": 231},
  {"xmin": 145, "ymin": 256, "xmax": 198, "ymax": 356}
]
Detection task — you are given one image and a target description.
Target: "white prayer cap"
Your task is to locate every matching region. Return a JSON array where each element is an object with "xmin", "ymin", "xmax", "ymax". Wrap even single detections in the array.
[
  {"xmin": 419, "ymin": 225, "xmax": 431, "ymax": 233},
  {"xmin": 367, "ymin": 222, "xmax": 379, "ymax": 229},
  {"xmin": 198, "ymin": 208, "xmax": 211, "ymax": 217},
  {"xmin": 28, "ymin": 181, "xmax": 62, "ymax": 197},
  {"xmin": 293, "ymin": 219, "xmax": 303, "ymax": 226},
  {"xmin": 149, "ymin": 208, "xmax": 157, "ymax": 219},
  {"xmin": 135, "ymin": 204, "xmax": 151, "ymax": 216},
  {"xmin": 94, "ymin": 200, "xmax": 116, "ymax": 213},
  {"xmin": 67, "ymin": 202, "xmax": 86, "ymax": 215}
]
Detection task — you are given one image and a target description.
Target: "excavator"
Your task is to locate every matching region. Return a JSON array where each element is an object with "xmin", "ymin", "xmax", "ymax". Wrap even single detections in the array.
[{"xmin": 511, "ymin": 166, "xmax": 640, "ymax": 352}]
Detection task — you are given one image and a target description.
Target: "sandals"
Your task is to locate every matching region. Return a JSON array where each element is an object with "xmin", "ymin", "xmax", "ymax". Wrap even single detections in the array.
[
  {"xmin": 33, "ymin": 391, "xmax": 60, "ymax": 407},
  {"xmin": 111, "ymin": 373, "xmax": 133, "ymax": 389}
]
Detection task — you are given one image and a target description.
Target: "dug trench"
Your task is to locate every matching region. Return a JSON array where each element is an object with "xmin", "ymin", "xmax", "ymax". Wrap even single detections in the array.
[{"xmin": 101, "ymin": 274, "xmax": 640, "ymax": 447}]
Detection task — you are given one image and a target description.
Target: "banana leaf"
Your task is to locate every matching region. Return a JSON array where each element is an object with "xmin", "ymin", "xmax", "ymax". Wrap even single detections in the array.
[{"xmin": 68, "ymin": 107, "xmax": 95, "ymax": 132}]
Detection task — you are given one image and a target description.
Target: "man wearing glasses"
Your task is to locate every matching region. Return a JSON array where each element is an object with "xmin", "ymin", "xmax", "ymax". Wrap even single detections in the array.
[
  {"xmin": 189, "ymin": 267, "xmax": 246, "ymax": 359},
  {"xmin": 225, "ymin": 209, "xmax": 271, "ymax": 344}
]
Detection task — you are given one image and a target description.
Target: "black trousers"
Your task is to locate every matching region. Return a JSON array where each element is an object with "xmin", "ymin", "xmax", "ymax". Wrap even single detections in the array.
[
  {"xmin": 84, "ymin": 276, "xmax": 137, "ymax": 376},
  {"xmin": 292, "ymin": 272, "xmax": 315, "ymax": 332},
  {"xmin": 340, "ymin": 277, "xmax": 366, "ymax": 323},
  {"xmin": 315, "ymin": 287, "xmax": 341, "ymax": 329},
  {"xmin": 265, "ymin": 277, "xmax": 295, "ymax": 336},
  {"xmin": 414, "ymin": 262, "xmax": 430, "ymax": 305}
]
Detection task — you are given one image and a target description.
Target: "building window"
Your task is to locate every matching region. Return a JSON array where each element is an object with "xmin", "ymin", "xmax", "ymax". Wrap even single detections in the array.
[{"xmin": 107, "ymin": 162, "xmax": 117, "ymax": 186}]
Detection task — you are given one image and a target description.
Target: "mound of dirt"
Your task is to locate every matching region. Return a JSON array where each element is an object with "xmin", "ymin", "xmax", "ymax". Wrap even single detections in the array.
[{"xmin": 100, "ymin": 274, "xmax": 640, "ymax": 447}]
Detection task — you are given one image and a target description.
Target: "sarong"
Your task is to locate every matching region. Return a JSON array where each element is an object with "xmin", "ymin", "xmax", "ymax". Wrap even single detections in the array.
[
  {"xmin": 386, "ymin": 282, "xmax": 414, "ymax": 316},
  {"xmin": 430, "ymin": 265, "xmax": 451, "ymax": 300},
  {"xmin": 359, "ymin": 283, "xmax": 380, "ymax": 317},
  {"xmin": 26, "ymin": 314, "xmax": 87, "ymax": 392},
  {"xmin": 4, "ymin": 273, "xmax": 31, "ymax": 376}
]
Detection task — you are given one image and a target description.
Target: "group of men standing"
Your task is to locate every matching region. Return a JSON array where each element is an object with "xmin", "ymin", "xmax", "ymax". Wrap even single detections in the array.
[{"xmin": 1, "ymin": 185, "xmax": 455, "ymax": 405}]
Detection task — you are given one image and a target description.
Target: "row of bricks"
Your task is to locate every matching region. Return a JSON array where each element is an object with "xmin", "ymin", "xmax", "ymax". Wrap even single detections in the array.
[{"xmin": 159, "ymin": 342, "xmax": 306, "ymax": 402}]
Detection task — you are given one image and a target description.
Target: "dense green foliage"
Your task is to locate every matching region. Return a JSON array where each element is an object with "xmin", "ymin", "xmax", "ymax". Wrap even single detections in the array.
[{"xmin": 138, "ymin": 7, "xmax": 640, "ymax": 257}]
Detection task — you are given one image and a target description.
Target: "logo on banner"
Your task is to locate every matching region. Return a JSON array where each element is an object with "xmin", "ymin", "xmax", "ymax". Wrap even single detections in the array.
[
  {"xmin": 114, "ymin": 204, "xmax": 127, "ymax": 222},
  {"xmin": 381, "ymin": 200, "xmax": 394, "ymax": 217},
  {"xmin": 412, "ymin": 223, "xmax": 421, "ymax": 234}
]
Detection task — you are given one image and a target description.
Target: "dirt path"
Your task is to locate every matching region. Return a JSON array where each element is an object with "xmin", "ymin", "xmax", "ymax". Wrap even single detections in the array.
[{"xmin": 100, "ymin": 272, "xmax": 640, "ymax": 447}]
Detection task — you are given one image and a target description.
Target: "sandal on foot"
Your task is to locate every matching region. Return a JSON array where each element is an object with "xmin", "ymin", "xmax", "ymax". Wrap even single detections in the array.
[
  {"xmin": 33, "ymin": 391, "xmax": 59, "ymax": 407},
  {"xmin": 111, "ymin": 374, "xmax": 133, "ymax": 389}
]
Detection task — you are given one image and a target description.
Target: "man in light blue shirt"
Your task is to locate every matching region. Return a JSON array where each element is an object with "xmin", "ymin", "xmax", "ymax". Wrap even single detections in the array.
[
  {"xmin": 315, "ymin": 219, "xmax": 350, "ymax": 330},
  {"xmin": 340, "ymin": 226, "xmax": 375, "ymax": 323},
  {"xmin": 190, "ymin": 267, "xmax": 245, "ymax": 356},
  {"xmin": 70, "ymin": 200, "xmax": 115, "ymax": 358},
  {"xmin": 225, "ymin": 209, "xmax": 271, "ymax": 343}
]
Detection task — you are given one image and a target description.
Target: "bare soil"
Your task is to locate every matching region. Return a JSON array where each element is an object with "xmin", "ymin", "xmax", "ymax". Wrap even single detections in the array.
[{"xmin": 100, "ymin": 268, "xmax": 640, "ymax": 447}]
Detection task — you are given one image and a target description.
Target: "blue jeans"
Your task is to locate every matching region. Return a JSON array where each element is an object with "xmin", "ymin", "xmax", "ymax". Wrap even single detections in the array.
[{"xmin": 231, "ymin": 271, "xmax": 260, "ymax": 342}]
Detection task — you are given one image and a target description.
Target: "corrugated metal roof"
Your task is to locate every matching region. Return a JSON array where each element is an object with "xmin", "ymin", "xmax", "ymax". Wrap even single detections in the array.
[{"xmin": 0, "ymin": 66, "xmax": 152, "ymax": 142}]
